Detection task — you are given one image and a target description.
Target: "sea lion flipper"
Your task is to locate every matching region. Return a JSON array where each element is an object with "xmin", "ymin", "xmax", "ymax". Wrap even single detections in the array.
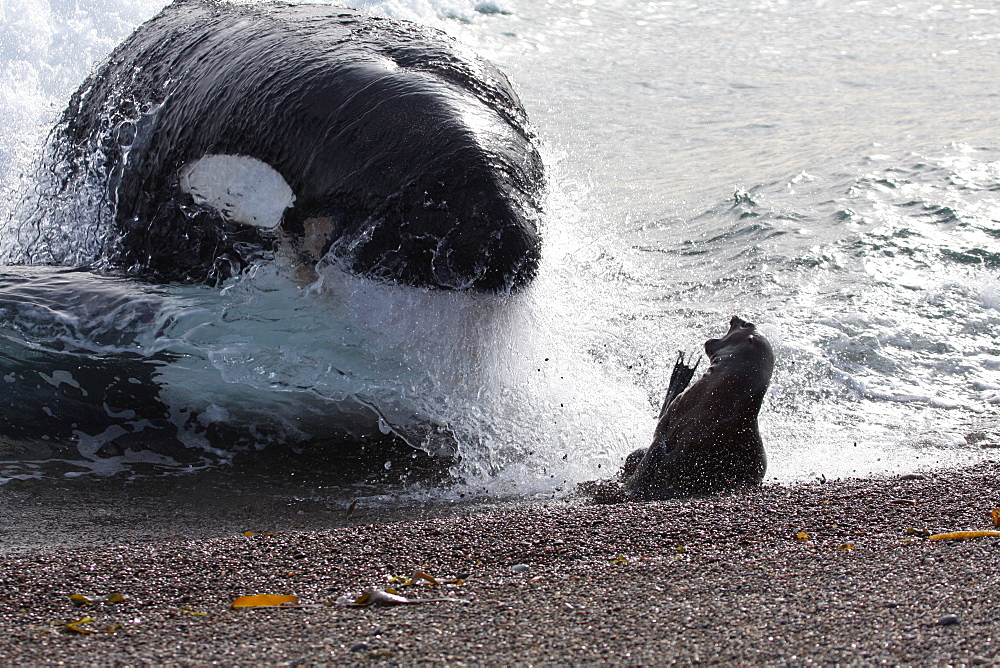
[
  {"xmin": 620, "ymin": 446, "xmax": 647, "ymax": 478},
  {"xmin": 657, "ymin": 351, "xmax": 701, "ymax": 420}
]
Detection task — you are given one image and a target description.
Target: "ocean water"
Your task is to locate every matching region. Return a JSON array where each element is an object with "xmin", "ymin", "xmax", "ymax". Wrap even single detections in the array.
[{"xmin": 0, "ymin": 0, "xmax": 997, "ymax": 496}]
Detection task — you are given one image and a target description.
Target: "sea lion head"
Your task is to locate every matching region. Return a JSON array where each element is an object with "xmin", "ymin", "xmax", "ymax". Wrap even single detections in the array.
[{"xmin": 703, "ymin": 315, "xmax": 774, "ymax": 397}]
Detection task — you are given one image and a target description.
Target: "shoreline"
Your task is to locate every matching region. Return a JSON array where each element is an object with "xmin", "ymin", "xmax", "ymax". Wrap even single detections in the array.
[{"xmin": 1, "ymin": 460, "xmax": 998, "ymax": 665}]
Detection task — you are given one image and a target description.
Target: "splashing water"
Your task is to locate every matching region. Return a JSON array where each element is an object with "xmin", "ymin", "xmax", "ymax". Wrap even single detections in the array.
[{"xmin": 1, "ymin": 0, "xmax": 998, "ymax": 496}]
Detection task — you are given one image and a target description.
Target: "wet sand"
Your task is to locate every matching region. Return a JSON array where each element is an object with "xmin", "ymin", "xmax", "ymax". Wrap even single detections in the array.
[{"xmin": 1, "ymin": 460, "xmax": 999, "ymax": 666}]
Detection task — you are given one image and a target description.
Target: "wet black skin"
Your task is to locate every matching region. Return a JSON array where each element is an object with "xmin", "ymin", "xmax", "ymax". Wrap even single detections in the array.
[
  {"xmin": 621, "ymin": 316, "xmax": 774, "ymax": 501},
  {"xmin": 51, "ymin": 0, "xmax": 543, "ymax": 291}
]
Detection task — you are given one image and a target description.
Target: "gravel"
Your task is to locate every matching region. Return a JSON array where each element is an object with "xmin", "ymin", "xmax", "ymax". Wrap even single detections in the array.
[{"xmin": 1, "ymin": 461, "xmax": 998, "ymax": 666}]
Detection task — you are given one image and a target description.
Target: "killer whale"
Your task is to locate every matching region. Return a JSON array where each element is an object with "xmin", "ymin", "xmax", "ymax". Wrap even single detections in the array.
[
  {"xmin": 36, "ymin": 0, "xmax": 544, "ymax": 292},
  {"xmin": 0, "ymin": 0, "xmax": 542, "ymax": 472}
]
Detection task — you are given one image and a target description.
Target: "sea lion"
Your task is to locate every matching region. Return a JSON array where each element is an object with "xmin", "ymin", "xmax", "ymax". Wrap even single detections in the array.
[
  {"xmin": 22, "ymin": 0, "xmax": 543, "ymax": 292},
  {"xmin": 616, "ymin": 316, "xmax": 774, "ymax": 500}
]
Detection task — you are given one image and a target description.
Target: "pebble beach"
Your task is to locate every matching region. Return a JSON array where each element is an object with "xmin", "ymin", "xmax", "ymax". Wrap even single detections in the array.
[{"xmin": 1, "ymin": 459, "xmax": 998, "ymax": 666}]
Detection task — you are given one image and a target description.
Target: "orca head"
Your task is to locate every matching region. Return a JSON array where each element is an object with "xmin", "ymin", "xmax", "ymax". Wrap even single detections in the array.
[{"xmin": 282, "ymin": 64, "xmax": 544, "ymax": 294}]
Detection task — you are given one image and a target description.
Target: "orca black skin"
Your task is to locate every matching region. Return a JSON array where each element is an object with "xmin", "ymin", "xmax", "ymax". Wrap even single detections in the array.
[
  {"xmin": 615, "ymin": 316, "xmax": 774, "ymax": 501},
  {"xmin": 49, "ymin": 0, "xmax": 543, "ymax": 291}
]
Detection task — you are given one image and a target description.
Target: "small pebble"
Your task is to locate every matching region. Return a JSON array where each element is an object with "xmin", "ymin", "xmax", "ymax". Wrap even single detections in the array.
[
  {"xmin": 937, "ymin": 614, "xmax": 959, "ymax": 626},
  {"xmin": 511, "ymin": 564, "xmax": 530, "ymax": 573}
]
